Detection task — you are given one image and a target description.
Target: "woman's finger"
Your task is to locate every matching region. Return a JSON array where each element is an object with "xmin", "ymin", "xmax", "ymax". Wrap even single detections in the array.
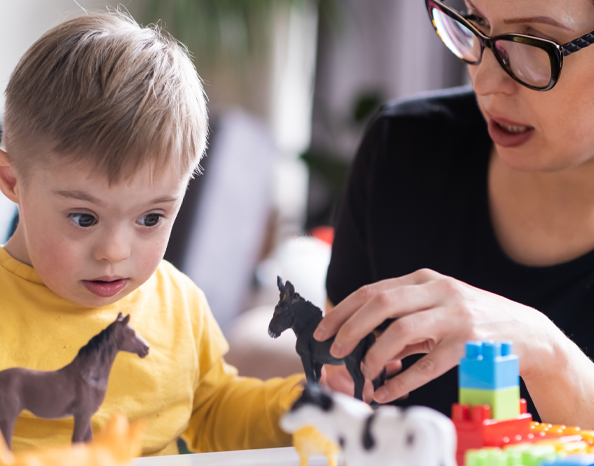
[
  {"xmin": 385, "ymin": 360, "xmax": 402, "ymax": 376},
  {"xmin": 329, "ymin": 283, "xmax": 440, "ymax": 358},
  {"xmin": 388, "ymin": 341, "xmax": 435, "ymax": 362},
  {"xmin": 373, "ymin": 342, "xmax": 461, "ymax": 403},
  {"xmin": 363, "ymin": 308, "xmax": 449, "ymax": 379},
  {"xmin": 314, "ymin": 269, "xmax": 442, "ymax": 341},
  {"xmin": 322, "ymin": 364, "xmax": 354, "ymax": 394}
]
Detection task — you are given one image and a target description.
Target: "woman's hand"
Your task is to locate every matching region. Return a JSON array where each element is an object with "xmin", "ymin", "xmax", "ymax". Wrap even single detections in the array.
[
  {"xmin": 320, "ymin": 362, "xmax": 403, "ymax": 403},
  {"xmin": 314, "ymin": 268, "xmax": 558, "ymax": 403}
]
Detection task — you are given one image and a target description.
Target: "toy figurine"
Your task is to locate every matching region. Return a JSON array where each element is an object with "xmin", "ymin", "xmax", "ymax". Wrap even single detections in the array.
[
  {"xmin": 268, "ymin": 276, "xmax": 385, "ymax": 400},
  {"xmin": 292, "ymin": 425, "xmax": 342, "ymax": 466},
  {"xmin": 0, "ymin": 413, "xmax": 143, "ymax": 466},
  {"xmin": 281, "ymin": 384, "xmax": 457, "ymax": 466},
  {"xmin": 0, "ymin": 313, "xmax": 149, "ymax": 448}
]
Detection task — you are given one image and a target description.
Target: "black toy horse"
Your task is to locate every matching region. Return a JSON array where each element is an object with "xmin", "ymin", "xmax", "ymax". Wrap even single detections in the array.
[{"xmin": 268, "ymin": 276, "xmax": 385, "ymax": 401}]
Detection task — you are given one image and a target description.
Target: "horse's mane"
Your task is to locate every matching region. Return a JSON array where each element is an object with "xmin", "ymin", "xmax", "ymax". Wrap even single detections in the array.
[
  {"xmin": 76, "ymin": 322, "xmax": 118, "ymax": 361},
  {"xmin": 292, "ymin": 293, "xmax": 323, "ymax": 323}
]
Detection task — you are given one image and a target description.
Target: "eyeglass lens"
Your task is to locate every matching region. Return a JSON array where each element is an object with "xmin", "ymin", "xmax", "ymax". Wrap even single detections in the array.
[
  {"xmin": 432, "ymin": 8, "xmax": 481, "ymax": 62},
  {"xmin": 431, "ymin": 7, "xmax": 552, "ymax": 88}
]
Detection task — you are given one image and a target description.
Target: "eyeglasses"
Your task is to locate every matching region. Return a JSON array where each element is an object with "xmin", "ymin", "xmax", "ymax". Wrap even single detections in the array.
[{"xmin": 426, "ymin": 0, "xmax": 594, "ymax": 91}]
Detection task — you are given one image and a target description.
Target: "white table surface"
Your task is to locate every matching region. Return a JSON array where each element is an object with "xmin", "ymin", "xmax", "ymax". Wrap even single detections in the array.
[{"xmin": 135, "ymin": 447, "xmax": 343, "ymax": 466}]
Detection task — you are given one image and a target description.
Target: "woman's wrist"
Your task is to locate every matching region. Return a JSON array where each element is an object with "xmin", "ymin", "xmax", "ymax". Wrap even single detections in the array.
[
  {"xmin": 518, "ymin": 311, "xmax": 566, "ymax": 384},
  {"xmin": 520, "ymin": 312, "xmax": 594, "ymax": 425}
]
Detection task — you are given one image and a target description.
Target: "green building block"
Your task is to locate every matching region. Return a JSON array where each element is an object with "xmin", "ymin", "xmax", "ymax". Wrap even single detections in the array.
[
  {"xmin": 459, "ymin": 387, "xmax": 520, "ymax": 420},
  {"xmin": 465, "ymin": 445, "xmax": 560, "ymax": 466}
]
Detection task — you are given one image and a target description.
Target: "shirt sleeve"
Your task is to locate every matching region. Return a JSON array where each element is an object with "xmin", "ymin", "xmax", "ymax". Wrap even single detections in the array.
[
  {"xmin": 181, "ymin": 287, "xmax": 304, "ymax": 453},
  {"xmin": 326, "ymin": 112, "xmax": 387, "ymax": 306}
]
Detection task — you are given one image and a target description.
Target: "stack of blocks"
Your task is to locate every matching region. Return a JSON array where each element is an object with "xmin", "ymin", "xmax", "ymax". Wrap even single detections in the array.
[
  {"xmin": 459, "ymin": 341, "xmax": 520, "ymax": 421},
  {"xmin": 456, "ymin": 340, "xmax": 594, "ymax": 466}
]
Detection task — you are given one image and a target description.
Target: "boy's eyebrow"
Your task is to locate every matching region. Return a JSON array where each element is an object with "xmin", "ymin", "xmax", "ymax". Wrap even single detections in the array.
[
  {"xmin": 53, "ymin": 190, "xmax": 104, "ymax": 206},
  {"xmin": 53, "ymin": 190, "xmax": 179, "ymax": 206}
]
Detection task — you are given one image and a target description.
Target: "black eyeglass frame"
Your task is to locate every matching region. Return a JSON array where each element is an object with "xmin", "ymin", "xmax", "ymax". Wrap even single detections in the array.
[{"xmin": 426, "ymin": 0, "xmax": 594, "ymax": 91}]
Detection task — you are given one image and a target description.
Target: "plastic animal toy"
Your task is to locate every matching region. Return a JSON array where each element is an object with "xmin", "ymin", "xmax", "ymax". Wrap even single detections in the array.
[
  {"xmin": 292, "ymin": 425, "xmax": 341, "ymax": 466},
  {"xmin": 268, "ymin": 276, "xmax": 385, "ymax": 400},
  {"xmin": 281, "ymin": 384, "xmax": 457, "ymax": 466},
  {"xmin": 0, "ymin": 413, "xmax": 143, "ymax": 466},
  {"xmin": 0, "ymin": 313, "xmax": 149, "ymax": 448}
]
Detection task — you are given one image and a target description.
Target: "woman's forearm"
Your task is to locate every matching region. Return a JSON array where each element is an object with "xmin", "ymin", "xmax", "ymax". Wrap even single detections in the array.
[{"xmin": 523, "ymin": 322, "xmax": 594, "ymax": 428}]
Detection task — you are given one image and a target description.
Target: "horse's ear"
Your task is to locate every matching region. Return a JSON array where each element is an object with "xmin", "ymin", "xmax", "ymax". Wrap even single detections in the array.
[
  {"xmin": 122, "ymin": 314, "xmax": 131, "ymax": 324},
  {"xmin": 117, "ymin": 312, "xmax": 123, "ymax": 321},
  {"xmin": 285, "ymin": 280, "xmax": 295, "ymax": 298},
  {"xmin": 277, "ymin": 276, "xmax": 285, "ymax": 292}
]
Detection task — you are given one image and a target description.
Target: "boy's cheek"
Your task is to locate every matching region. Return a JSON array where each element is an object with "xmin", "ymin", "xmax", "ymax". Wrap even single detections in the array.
[
  {"xmin": 136, "ymin": 236, "xmax": 169, "ymax": 277},
  {"xmin": 32, "ymin": 234, "xmax": 85, "ymax": 277}
]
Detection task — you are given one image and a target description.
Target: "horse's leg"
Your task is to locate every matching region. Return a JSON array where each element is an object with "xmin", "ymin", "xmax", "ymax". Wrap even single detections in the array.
[
  {"xmin": 83, "ymin": 423, "xmax": 93, "ymax": 442},
  {"xmin": 345, "ymin": 357, "xmax": 365, "ymax": 401},
  {"xmin": 300, "ymin": 355, "xmax": 318, "ymax": 384},
  {"xmin": 0, "ymin": 415, "xmax": 17, "ymax": 450},
  {"xmin": 72, "ymin": 413, "xmax": 92, "ymax": 443},
  {"xmin": 313, "ymin": 362, "xmax": 324, "ymax": 382},
  {"xmin": 372, "ymin": 367, "xmax": 387, "ymax": 392}
]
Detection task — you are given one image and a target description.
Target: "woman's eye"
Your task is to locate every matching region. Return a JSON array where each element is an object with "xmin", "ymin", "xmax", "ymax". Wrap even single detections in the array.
[
  {"xmin": 69, "ymin": 213, "xmax": 97, "ymax": 228},
  {"xmin": 138, "ymin": 213, "xmax": 163, "ymax": 227},
  {"xmin": 465, "ymin": 13, "xmax": 489, "ymax": 30}
]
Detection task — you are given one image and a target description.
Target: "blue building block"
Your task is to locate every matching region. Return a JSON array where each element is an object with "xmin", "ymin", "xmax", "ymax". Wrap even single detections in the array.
[
  {"xmin": 459, "ymin": 340, "xmax": 519, "ymax": 390},
  {"xmin": 541, "ymin": 455, "xmax": 594, "ymax": 466}
]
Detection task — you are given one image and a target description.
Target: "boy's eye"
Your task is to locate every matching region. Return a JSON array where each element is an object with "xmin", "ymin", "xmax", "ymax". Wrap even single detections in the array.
[
  {"xmin": 137, "ymin": 213, "xmax": 163, "ymax": 227},
  {"xmin": 69, "ymin": 213, "xmax": 97, "ymax": 228}
]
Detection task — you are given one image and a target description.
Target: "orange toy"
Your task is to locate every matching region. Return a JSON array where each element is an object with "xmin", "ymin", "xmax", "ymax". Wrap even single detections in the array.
[
  {"xmin": 0, "ymin": 414, "xmax": 143, "ymax": 466},
  {"xmin": 293, "ymin": 426, "xmax": 341, "ymax": 466}
]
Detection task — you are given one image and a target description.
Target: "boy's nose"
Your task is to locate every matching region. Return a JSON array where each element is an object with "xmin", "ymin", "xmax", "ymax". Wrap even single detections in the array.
[{"xmin": 93, "ymin": 232, "xmax": 131, "ymax": 263}]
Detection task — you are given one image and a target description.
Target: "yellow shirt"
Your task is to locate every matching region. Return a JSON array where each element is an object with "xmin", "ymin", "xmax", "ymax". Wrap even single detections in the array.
[{"xmin": 0, "ymin": 247, "xmax": 304, "ymax": 456}]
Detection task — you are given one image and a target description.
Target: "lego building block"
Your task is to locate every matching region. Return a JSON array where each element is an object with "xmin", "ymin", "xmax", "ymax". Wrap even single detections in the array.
[
  {"xmin": 459, "ymin": 387, "xmax": 520, "ymax": 420},
  {"xmin": 465, "ymin": 444, "xmax": 560, "ymax": 466},
  {"xmin": 452, "ymin": 402, "xmax": 534, "ymax": 465},
  {"xmin": 541, "ymin": 455, "xmax": 594, "ymax": 466},
  {"xmin": 459, "ymin": 341, "xmax": 520, "ymax": 391}
]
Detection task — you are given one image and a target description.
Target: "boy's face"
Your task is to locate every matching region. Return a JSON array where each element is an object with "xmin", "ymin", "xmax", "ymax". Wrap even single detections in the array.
[{"xmin": 0, "ymin": 151, "xmax": 189, "ymax": 307}]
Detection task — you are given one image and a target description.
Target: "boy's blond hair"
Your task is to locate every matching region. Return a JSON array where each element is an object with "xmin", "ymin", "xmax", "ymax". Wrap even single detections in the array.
[{"xmin": 3, "ymin": 10, "xmax": 207, "ymax": 184}]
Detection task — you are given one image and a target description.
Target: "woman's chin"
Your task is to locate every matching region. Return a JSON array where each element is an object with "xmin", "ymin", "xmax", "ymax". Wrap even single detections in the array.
[{"xmin": 494, "ymin": 146, "xmax": 572, "ymax": 173}]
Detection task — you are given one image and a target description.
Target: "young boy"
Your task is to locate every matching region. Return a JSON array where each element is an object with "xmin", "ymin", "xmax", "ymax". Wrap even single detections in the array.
[{"xmin": 0, "ymin": 11, "xmax": 303, "ymax": 456}]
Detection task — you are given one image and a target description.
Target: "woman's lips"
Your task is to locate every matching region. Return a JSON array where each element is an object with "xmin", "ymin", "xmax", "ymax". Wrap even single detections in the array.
[
  {"xmin": 82, "ymin": 279, "xmax": 129, "ymax": 298},
  {"xmin": 487, "ymin": 116, "xmax": 535, "ymax": 148}
]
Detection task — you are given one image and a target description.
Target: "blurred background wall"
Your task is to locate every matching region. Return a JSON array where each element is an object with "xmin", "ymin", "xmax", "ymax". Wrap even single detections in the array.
[{"xmin": 0, "ymin": 0, "xmax": 468, "ymax": 370}]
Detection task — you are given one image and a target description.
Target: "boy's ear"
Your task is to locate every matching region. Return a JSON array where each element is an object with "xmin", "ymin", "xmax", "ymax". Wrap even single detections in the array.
[{"xmin": 0, "ymin": 149, "xmax": 20, "ymax": 204}]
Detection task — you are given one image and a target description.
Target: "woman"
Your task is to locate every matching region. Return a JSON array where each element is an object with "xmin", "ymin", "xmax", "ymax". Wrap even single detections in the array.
[{"xmin": 314, "ymin": 0, "xmax": 594, "ymax": 427}]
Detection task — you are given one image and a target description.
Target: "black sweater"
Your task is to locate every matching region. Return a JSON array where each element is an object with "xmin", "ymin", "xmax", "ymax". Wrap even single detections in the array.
[{"xmin": 326, "ymin": 86, "xmax": 594, "ymax": 421}]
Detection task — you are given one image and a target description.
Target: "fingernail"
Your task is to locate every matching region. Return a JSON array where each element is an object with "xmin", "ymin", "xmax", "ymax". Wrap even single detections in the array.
[
  {"xmin": 330, "ymin": 342, "xmax": 343, "ymax": 358},
  {"xmin": 374, "ymin": 387, "xmax": 388, "ymax": 403},
  {"xmin": 313, "ymin": 324, "xmax": 326, "ymax": 340}
]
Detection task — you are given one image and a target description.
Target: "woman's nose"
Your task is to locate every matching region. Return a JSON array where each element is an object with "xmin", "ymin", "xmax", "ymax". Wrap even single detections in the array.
[
  {"xmin": 93, "ymin": 228, "xmax": 131, "ymax": 263},
  {"xmin": 470, "ymin": 47, "xmax": 518, "ymax": 96}
]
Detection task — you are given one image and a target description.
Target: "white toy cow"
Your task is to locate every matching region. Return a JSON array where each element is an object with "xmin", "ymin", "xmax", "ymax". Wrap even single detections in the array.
[{"xmin": 281, "ymin": 384, "xmax": 457, "ymax": 466}]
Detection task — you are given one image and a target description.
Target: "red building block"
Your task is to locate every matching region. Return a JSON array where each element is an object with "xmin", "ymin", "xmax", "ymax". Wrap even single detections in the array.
[
  {"xmin": 453, "ymin": 401, "xmax": 533, "ymax": 465},
  {"xmin": 452, "ymin": 401, "xmax": 583, "ymax": 465}
]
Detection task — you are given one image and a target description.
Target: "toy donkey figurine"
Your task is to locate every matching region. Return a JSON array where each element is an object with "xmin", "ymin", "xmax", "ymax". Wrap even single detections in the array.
[
  {"xmin": 0, "ymin": 313, "xmax": 149, "ymax": 448},
  {"xmin": 268, "ymin": 277, "xmax": 385, "ymax": 401}
]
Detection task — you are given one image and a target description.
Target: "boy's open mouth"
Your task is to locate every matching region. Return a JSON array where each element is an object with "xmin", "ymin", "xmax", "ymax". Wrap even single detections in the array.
[{"xmin": 82, "ymin": 278, "xmax": 129, "ymax": 298}]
